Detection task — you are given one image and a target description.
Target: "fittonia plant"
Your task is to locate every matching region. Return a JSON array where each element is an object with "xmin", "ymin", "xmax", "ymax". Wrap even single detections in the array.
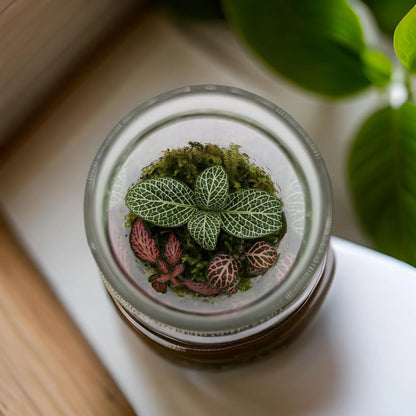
[
  {"xmin": 126, "ymin": 165, "xmax": 283, "ymax": 250},
  {"xmin": 126, "ymin": 159, "xmax": 284, "ymax": 297}
]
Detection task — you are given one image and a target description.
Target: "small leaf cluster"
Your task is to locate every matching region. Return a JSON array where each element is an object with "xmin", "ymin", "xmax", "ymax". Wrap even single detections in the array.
[
  {"xmin": 130, "ymin": 215, "xmax": 279, "ymax": 296},
  {"xmin": 126, "ymin": 165, "xmax": 283, "ymax": 251},
  {"xmin": 130, "ymin": 217, "xmax": 184, "ymax": 293},
  {"xmin": 125, "ymin": 143, "xmax": 286, "ymax": 289}
]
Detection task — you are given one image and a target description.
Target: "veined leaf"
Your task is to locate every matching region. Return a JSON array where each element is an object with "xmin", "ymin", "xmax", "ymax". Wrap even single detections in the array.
[
  {"xmin": 194, "ymin": 165, "xmax": 229, "ymax": 211},
  {"xmin": 156, "ymin": 259, "xmax": 170, "ymax": 274},
  {"xmin": 126, "ymin": 178, "xmax": 196, "ymax": 227},
  {"xmin": 164, "ymin": 233, "xmax": 182, "ymax": 266},
  {"xmin": 394, "ymin": 5, "xmax": 416, "ymax": 72},
  {"xmin": 222, "ymin": 279, "xmax": 240, "ymax": 295},
  {"xmin": 348, "ymin": 103, "xmax": 416, "ymax": 266},
  {"xmin": 222, "ymin": 0, "xmax": 391, "ymax": 96},
  {"xmin": 180, "ymin": 278, "xmax": 222, "ymax": 296},
  {"xmin": 170, "ymin": 263, "xmax": 185, "ymax": 279},
  {"xmin": 245, "ymin": 241, "xmax": 278, "ymax": 270},
  {"xmin": 188, "ymin": 211, "xmax": 221, "ymax": 250},
  {"xmin": 221, "ymin": 189, "xmax": 283, "ymax": 239},
  {"xmin": 207, "ymin": 254, "xmax": 239, "ymax": 290},
  {"xmin": 130, "ymin": 218, "xmax": 160, "ymax": 263},
  {"xmin": 149, "ymin": 274, "xmax": 168, "ymax": 293},
  {"xmin": 362, "ymin": 0, "xmax": 415, "ymax": 36}
]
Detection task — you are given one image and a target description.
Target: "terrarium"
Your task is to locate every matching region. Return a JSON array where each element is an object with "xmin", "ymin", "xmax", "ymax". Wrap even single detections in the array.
[{"xmin": 84, "ymin": 85, "xmax": 334, "ymax": 366}]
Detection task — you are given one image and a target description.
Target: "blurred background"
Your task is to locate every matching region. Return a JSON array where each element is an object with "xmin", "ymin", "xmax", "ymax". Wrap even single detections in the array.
[{"xmin": 1, "ymin": 0, "xmax": 415, "ymax": 266}]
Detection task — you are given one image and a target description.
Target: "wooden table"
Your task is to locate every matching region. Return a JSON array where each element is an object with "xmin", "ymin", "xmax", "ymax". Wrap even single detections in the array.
[{"xmin": 0, "ymin": 216, "xmax": 135, "ymax": 415}]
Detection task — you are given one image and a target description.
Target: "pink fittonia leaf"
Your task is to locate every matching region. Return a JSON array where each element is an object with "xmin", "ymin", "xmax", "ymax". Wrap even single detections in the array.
[
  {"xmin": 181, "ymin": 279, "xmax": 222, "ymax": 297},
  {"xmin": 170, "ymin": 276, "xmax": 183, "ymax": 287},
  {"xmin": 157, "ymin": 259, "xmax": 170, "ymax": 274},
  {"xmin": 130, "ymin": 218, "xmax": 160, "ymax": 263},
  {"xmin": 207, "ymin": 254, "xmax": 238, "ymax": 291},
  {"xmin": 151, "ymin": 280, "xmax": 167, "ymax": 293},
  {"xmin": 222, "ymin": 278, "xmax": 240, "ymax": 295},
  {"xmin": 170, "ymin": 263, "xmax": 184, "ymax": 279},
  {"xmin": 164, "ymin": 233, "xmax": 182, "ymax": 266},
  {"xmin": 245, "ymin": 241, "xmax": 278, "ymax": 270},
  {"xmin": 154, "ymin": 274, "xmax": 172, "ymax": 283}
]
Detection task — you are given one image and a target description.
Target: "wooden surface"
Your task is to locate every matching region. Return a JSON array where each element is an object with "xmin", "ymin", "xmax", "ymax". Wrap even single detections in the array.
[{"xmin": 0, "ymin": 215, "xmax": 135, "ymax": 415}]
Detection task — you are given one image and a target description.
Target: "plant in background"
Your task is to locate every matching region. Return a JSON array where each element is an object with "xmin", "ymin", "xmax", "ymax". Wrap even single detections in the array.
[{"xmin": 162, "ymin": 0, "xmax": 416, "ymax": 267}]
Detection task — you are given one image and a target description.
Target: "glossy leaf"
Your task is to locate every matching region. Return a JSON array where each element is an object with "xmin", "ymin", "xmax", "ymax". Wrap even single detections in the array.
[
  {"xmin": 164, "ymin": 233, "xmax": 182, "ymax": 266},
  {"xmin": 222, "ymin": 0, "xmax": 391, "ymax": 96},
  {"xmin": 362, "ymin": 0, "xmax": 415, "ymax": 36},
  {"xmin": 207, "ymin": 254, "xmax": 239, "ymax": 290},
  {"xmin": 394, "ymin": 5, "xmax": 416, "ymax": 72},
  {"xmin": 245, "ymin": 241, "xmax": 278, "ymax": 270},
  {"xmin": 221, "ymin": 189, "xmax": 283, "ymax": 239},
  {"xmin": 348, "ymin": 103, "xmax": 416, "ymax": 266},
  {"xmin": 194, "ymin": 165, "xmax": 229, "ymax": 211},
  {"xmin": 126, "ymin": 178, "xmax": 196, "ymax": 227},
  {"xmin": 130, "ymin": 218, "xmax": 160, "ymax": 263},
  {"xmin": 188, "ymin": 211, "xmax": 222, "ymax": 250}
]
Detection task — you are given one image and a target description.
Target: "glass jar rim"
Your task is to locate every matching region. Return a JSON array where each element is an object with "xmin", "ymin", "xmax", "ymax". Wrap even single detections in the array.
[{"xmin": 84, "ymin": 84, "xmax": 332, "ymax": 338}]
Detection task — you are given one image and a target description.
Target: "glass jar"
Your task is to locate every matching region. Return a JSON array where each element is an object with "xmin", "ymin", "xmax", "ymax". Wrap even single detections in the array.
[{"xmin": 84, "ymin": 85, "xmax": 334, "ymax": 367}]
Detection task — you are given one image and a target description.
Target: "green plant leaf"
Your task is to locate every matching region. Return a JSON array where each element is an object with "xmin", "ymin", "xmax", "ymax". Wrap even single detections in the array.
[
  {"xmin": 126, "ymin": 178, "xmax": 196, "ymax": 227},
  {"xmin": 361, "ymin": 49, "xmax": 392, "ymax": 87},
  {"xmin": 394, "ymin": 5, "xmax": 416, "ymax": 72},
  {"xmin": 361, "ymin": 0, "xmax": 415, "ymax": 36},
  {"xmin": 222, "ymin": 0, "xmax": 391, "ymax": 96},
  {"xmin": 188, "ymin": 210, "xmax": 221, "ymax": 250},
  {"xmin": 348, "ymin": 103, "xmax": 416, "ymax": 266},
  {"xmin": 194, "ymin": 165, "xmax": 229, "ymax": 211},
  {"xmin": 221, "ymin": 189, "xmax": 283, "ymax": 239}
]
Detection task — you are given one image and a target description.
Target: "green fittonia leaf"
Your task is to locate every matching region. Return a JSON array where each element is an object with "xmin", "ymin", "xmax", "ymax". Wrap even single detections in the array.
[
  {"xmin": 126, "ymin": 165, "xmax": 283, "ymax": 251},
  {"xmin": 194, "ymin": 165, "xmax": 229, "ymax": 211},
  {"xmin": 187, "ymin": 210, "xmax": 222, "ymax": 250},
  {"xmin": 394, "ymin": 5, "xmax": 416, "ymax": 73},
  {"xmin": 221, "ymin": 189, "xmax": 283, "ymax": 239},
  {"xmin": 126, "ymin": 177, "xmax": 196, "ymax": 227},
  {"xmin": 348, "ymin": 103, "xmax": 416, "ymax": 266}
]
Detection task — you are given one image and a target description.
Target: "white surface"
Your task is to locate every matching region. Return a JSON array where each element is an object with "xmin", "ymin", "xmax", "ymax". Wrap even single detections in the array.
[{"xmin": 1, "ymin": 12, "xmax": 416, "ymax": 416}]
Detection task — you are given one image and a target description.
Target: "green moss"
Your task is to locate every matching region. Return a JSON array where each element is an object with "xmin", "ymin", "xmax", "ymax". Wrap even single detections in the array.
[
  {"xmin": 124, "ymin": 211, "xmax": 138, "ymax": 227},
  {"xmin": 128, "ymin": 142, "xmax": 286, "ymax": 292},
  {"xmin": 238, "ymin": 278, "xmax": 252, "ymax": 292}
]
